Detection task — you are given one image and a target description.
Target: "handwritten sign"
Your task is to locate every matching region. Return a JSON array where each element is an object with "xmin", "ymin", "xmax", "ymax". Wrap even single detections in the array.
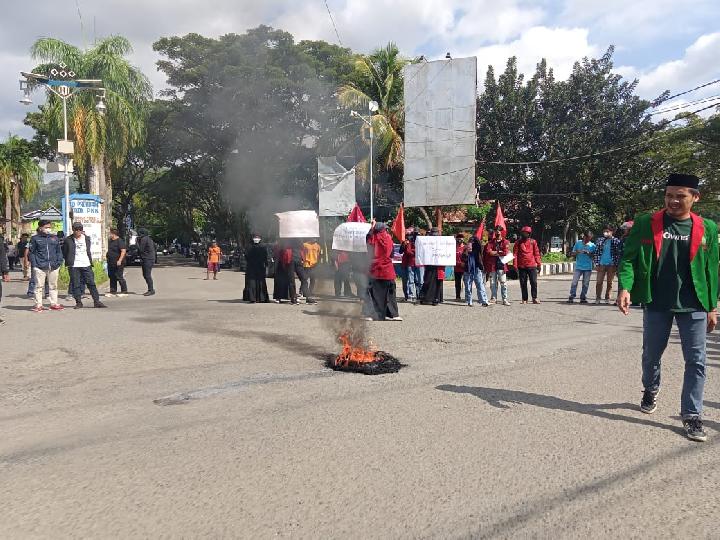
[
  {"xmin": 276, "ymin": 211, "xmax": 320, "ymax": 238},
  {"xmin": 69, "ymin": 195, "xmax": 103, "ymax": 260},
  {"xmin": 415, "ymin": 236, "xmax": 456, "ymax": 266},
  {"xmin": 332, "ymin": 222, "xmax": 372, "ymax": 252}
]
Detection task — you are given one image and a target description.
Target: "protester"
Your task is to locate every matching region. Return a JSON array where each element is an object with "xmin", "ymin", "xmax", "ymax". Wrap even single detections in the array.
[
  {"xmin": 290, "ymin": 239, "xmax": 306, "ymax": 302},
  {"xmin": 57, "ymin": 230, "xmax": 74, "ymax": 300},
  {"xmin": 364, "ymin": 221, "xmax": 401, "ymax": 321},
  {"xmin": 593, "ymin": 225, "xmax": 621, "ymax": 304},
  {"xmin": 484, "ymin": 225, "xmax": 510, "ymax": 306},
  {"xmin": 137, "ymin": 228, "xmax": 156, "ymax": 296},
  {"xmin": 205, "ymin": 240, "xmax": 222, "ymax": 281},
  {"xmin": 17, "ymin": 233, "xmax": 29, "ymax": 280},
  {"xmin": 243, "ymin": 234, "xmax": 270, "ymax": 303},
  {"xmin": 0, "ymin": 229, "xmax": 9, "ymax": 325},
  {"xmin": 568, "ymin": 231, "xmax": 596, "ymax": 303},
  {"xmin": 106, "ymin": 228, "xmax": 128, "ymax": 297},
  {"xmin": 6, "ymin": 241, "xmax": 17, "ymax": 270},
  {"xmin": 28, "ymin": 219, "xmax": 64, "ymax": 312},
  {"xmin": 63, "ymin": 222, "xmax": 107, "ymax": 309},
  {"xmin": 420, "ymin": 227, "xmax": 444, "ymax": 306},
  {"xmin": 462, "ymin": 235, "xmax": 489, "ymax": 307},
  {"xmin": 301, "ymin": 238, "xmax": 321, "ymax": 304},
  {"xmin": 26, "ymin": 227, "xmax": 49, "ymax": 299},
  {"xmin": 618, "ymin": 173, "xmax": 718, "ymax": 442},
  {"xmin": 514, "ymin": 226, "xmax": 542, "ymax": 304},
  {"xmin": 400, "ymin": 228, "xmax": 423, "ymax": 303},
  {"xmin": 350, "ymin": 250, "xmax": 370, "ymax": 303},
  {"xmin": 454, "ymin": 233, "xmax": 466, "ymax": 301},
  {"xmin": 333, "ymin": 250, "xmax": 353, "ymax": 297},
  {"xmin": 273, "ymin": 241, "xmax": 298, "ymax": 305}
]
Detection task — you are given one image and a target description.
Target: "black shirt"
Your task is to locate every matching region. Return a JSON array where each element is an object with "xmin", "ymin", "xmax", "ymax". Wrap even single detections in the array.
[{"xmin": 107, "ymin": 237, "xmax": 127, "ymax": 265}]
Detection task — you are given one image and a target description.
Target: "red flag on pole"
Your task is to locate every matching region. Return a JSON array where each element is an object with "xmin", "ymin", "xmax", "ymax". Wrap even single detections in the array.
[
  {"xmin": 474, "ymin": 218, "xmax": 486, "ymax": 241},
  {"xmin": 494, "ymin": 201, "xmax": 506, "ymax": 232},
  {"xmin": 391, "ymin": 203, "xmax": 406, "ymax": 242},
  {"xmin": 347, "ymin": 204, "xmax": 366, "ymax": 223}
]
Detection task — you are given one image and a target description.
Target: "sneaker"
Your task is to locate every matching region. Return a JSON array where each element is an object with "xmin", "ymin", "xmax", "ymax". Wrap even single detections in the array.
[
  {"xmin": 273, "ymin": 299, "xmax": 281, "ymax": 304},
  {"xmin": 94, "ymin": 302, "xmax": 108, "ymax": 308},
  {"xmin": 595, "ymin": 298, "xmax": 601, "ymax": 305},
  {"xmin": 143, "ymin": 291, "xmax": 156, "ymax": 297},
  {"xmin": 532, "ymin": 299, "xmax": 540, "ymax": 304},
  {"xmin": 580, "ymin": 299, "xmax": 589, "ymax": 304},
  {"xmin": 466, "ymin": 302, "xmax": 472, "ymax": 307},
  {"xmin": 683, "ymin": 417, "xmax": 707, "ymax": 442},
  {"xmin": 386, "ymin": 316, "xmax": 403, "ymax": 321},
  {"xmin": 604, "ymin": 298, "xmax": 611, "ymax": 305},
  {"xmin": 567, "ymin": 297, "xmax": 574, "ymax": 303},
  {"xmin": 502, "ymin": 300, "xmax": 511, "ymax": 306},
  {"xmin": 74, "ymin": 301, "xmax": 83, "ymax": 310},
  {"xmin": 32, "ymin": 305, "xmax": 44, "ymax": 313},
  {"xmin": 640, "ymin": 389, "xmax": 658, "ymax": 414},
  {"xmin": 49, "ymin": 304, "xmax": 64, "ymax": 311}
]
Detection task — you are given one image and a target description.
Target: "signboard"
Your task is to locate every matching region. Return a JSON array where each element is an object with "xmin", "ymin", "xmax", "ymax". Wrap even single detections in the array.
[
  {"xmin": 276, "ymin": 210, "xmax": 320, "ymax": 238},
  {"xmin": 415, "ymin": 236, "xmax": 456, "ymax": 266},
  {"xmin": 332, "ymin": 222, "xmax": 372, "ymax": 252},
  {"xmin": 318, "ymin": 157, "xmax": 356, "ymax": 217},
  {"xmin": 403, "ymin": 57, "xmax": 477, "ymax": 207},
  {"xmin": 62, "ymin": 194, "xmax": 103, "ymax": 260}
]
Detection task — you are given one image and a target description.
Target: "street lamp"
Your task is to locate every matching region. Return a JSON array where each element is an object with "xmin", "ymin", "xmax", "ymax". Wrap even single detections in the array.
[
  {"xmin": 19, "ymin": 63, "xmax": 104, "ymax": 234},
  {"xmin": 350, "ymin": 100, "xmax": 379, "ymax": 221}
]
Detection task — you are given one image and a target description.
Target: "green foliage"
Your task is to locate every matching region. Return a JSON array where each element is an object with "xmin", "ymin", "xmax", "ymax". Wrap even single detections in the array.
[
  {"xmin": 541, "ymin": 252, "xmax": 570, "ymax": 263},
  {"xmin": 58, "ymin": 261, "xmax": 108, "ymax": 290}
]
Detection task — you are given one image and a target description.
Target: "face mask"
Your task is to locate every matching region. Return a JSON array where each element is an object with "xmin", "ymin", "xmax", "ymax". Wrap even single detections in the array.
[
  {"xmin": 42, "ymin": 228, "xmax": 52, "ymax": 234},
  {"xmin": 252, "ymin": 238, "xmax": 261, "ymax": 244}
]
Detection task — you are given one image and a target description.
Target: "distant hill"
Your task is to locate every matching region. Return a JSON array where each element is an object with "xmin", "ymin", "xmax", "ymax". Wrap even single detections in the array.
[{"xmin": 22, "ymin": 175, "xmax": 81, "ymax": 213}]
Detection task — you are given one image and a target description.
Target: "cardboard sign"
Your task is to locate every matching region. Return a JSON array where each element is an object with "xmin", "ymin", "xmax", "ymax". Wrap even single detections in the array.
[
  {"xmin": 276, "ymin": 211, "xmax": 320, "ymax": 238},
  {"xmin": 332, "ymin": 222, "xmax": 372, "ymax": 252},
  {"xmin": 415, "ymin": 236, "xmax": 456, "ymax": 266}
]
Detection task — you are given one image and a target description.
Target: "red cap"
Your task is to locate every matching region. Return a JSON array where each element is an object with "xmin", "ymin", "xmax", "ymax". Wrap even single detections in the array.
[{"xmin": 521, "ymin": 226, "xmax": 532, "ymax": 234}]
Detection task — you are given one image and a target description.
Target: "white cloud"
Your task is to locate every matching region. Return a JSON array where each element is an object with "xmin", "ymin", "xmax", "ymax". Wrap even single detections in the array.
[{"xmin": 470, "ymin": 26, "xmax": 600, "ymax": 82}]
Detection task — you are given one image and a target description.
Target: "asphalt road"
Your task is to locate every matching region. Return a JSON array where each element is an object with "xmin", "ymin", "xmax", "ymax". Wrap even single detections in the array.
[{"xmin": 1, "ymin": 257, "xmax": 719, "ymax": 538}]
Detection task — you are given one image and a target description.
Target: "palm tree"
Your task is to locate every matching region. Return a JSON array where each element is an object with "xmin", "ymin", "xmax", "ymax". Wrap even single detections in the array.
[
  {"xmin": 337, "ymin": 42, "xmax": 409, "ymax": 172},
  {"xmin": 30, "ymin": 35, "xmax": 152, "ymax": 227},
  {"xmin": 0, "ymin": 136, "xmax": 42, "ymax": 239}
]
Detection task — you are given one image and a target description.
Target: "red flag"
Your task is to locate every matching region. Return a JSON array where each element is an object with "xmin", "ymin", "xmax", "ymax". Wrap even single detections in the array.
[
  {"xmin": 474, "ymin": 218, "xmax": 486, "ymax": 241},
  {"xmin": 347, "ymin": 204, "xmax": 366, "ymax": 223},
  {"xmin": 494, "ymin": 201, "xmax": 506, "ymax": 232},
  {"xmin": 391, "ymin": 204, "xmax": 406, "ymax": 242}
]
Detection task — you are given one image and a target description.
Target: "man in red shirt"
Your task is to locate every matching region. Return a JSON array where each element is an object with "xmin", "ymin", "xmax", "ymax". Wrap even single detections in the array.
[
  {"xmin": 513, "ymin": 225, "xmax": 542, "ymax": 304},
  {"xmin": 365, "ymin": 221, "xmax": 401, "ymax": 321},
  {"xmin": 484, "ymin": 225, "xmax": 511, "ymax": 305}
]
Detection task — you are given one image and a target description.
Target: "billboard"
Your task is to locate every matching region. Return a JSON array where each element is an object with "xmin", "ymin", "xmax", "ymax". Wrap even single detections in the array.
[
  {"xmin": 62, "ymin": 194, "xmax": 104, "ymax": 261},
  {"xmin": 403, "ymin": 57, "xmax": 477, "ymax": 207}
]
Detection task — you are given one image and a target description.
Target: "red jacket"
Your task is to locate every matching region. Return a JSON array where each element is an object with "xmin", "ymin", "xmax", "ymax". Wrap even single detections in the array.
[
  {"xmin": 483, "ymin": 237, "xmax": 509, "ymax": 273},
  {"xmin": 400, "ymin": 241, "xmax": 416, "ymax": 267},
  {"xmin": 368, "ymin": 230, "xmax": 396, "ymax": 280},
  {"xmin": 513, "ymin": 238, "xmax": 542, "ymax": 269},
  {"xmin": 454, "ymin": 244, "xmax": 466, "ymax": 273}
]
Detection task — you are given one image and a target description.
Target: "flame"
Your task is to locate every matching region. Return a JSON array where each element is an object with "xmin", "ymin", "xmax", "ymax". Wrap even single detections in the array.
[{"xmin": 335, "ymin": 332, "xmax": 378, "ymax": 366}]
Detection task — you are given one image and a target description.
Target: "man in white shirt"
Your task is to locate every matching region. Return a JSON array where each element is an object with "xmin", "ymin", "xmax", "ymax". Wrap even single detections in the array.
[{"xmin": 62, "ymin": 222, "xmax": 107, "ymax": 309}]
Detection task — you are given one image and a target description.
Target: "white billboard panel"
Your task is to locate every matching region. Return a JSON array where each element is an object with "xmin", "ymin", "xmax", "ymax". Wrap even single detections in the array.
[
  {"xmin": 318, "ymin": 157, "xmax": 356, "ymax": 217},
  {"xmin": 403, "ymin": 57, "xmax": 477, "ymax": 207}
]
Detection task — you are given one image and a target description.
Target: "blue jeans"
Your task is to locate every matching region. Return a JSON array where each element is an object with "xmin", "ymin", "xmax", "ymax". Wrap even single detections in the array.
[
  {"xmin": 642, "ymin": 309, "xmax": 707, "ymax": 418},
  {"xmin": 405, "ymin": 266, "xmax": 424, "ymax": 300},
  {"xmin": 569, "ymin": 269, "xmax": 592, "ymax": 300},
  {"xmin": 463, "ymin": 269, "xmax": 488, "ymax": 305},
  {"xmin": 489, "ymin": 270, "xmax": 507, "ymax": 301}
]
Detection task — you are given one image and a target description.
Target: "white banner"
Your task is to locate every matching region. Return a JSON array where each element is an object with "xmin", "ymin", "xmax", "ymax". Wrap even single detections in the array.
[
  {"xmin": 70, "ymin": 197, "xmax": 103, "ymax": 261},
  {"xmin": 318, "ymin": 157, "xmax": 356, "ymax": 217},
  {"xmin": 415, "ymin": 236, "xmax": 456, "ymax": 266},
  {"xmin": 276, "ymin": 210, "xmax": 320, "ymax": 238},
  {"xmin": 332, "ymin": 222, "xmax": 372, "ymax": 252}
]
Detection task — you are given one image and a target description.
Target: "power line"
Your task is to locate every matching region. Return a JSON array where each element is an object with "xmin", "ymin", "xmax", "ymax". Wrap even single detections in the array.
[
  {"xmin": 322, "ymin": 0, "xmax": 343, "ymax": 46},
  {"xmin": 652, "ymin": 78, "xmax": 720, "ymax": 105},
  {"xmin": 649, "ymin": 95, "xmax": 720, "ymax": 116}
]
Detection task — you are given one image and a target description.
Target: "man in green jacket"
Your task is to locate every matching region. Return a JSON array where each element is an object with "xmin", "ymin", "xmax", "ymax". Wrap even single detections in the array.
[{"xmin": 618, "ymin": 173, "xmax": 718, "ymax": 442}]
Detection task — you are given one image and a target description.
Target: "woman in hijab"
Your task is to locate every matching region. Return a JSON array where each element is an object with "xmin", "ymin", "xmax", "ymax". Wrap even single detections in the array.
[
  {"xmin": 364, "ymin": 221, "xmax": 402, "ymax": 321},
  {"xmin": 272, "ymin": 240, "xmax": 298, "ymax": 305},
  {"xmin": 243, "ymin": 234, "xmax": 270, "ymax": 303}
]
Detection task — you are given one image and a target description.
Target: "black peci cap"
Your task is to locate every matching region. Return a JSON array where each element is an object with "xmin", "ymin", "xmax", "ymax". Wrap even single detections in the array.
[{"xmin": 666, "ymin": 173, "xmax": 699, "ymax": 190}]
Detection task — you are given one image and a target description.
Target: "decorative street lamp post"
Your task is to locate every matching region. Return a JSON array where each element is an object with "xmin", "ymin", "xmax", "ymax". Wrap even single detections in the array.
[
  {"xmin": 350, "ymin": 100, "xmax": 379, "ymax": 221},
  {"xmin": 19, "ymin": 63, "xmax": 105, "ymax": 234}
]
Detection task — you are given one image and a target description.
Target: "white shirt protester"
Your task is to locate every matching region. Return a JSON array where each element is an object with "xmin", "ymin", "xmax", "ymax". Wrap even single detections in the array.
[{"xmin": 73, "ymin": 234, "xmax": 91, "ymax": 268}]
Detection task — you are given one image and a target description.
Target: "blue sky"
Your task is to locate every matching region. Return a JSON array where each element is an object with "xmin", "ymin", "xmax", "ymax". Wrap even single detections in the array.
[{"xmin": 1, "ymin": 0, "xmax": 719, "ymax": 139}]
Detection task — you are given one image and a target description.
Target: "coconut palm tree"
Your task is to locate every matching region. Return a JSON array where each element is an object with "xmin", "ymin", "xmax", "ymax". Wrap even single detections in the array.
[
  {"xmin": 337, "ymin": 42, "xmax": 409, "ymax": 171},
  {"xmin": 29, "ymin": 35, "xmax": 152, "ymax": 225},
  {"xmin": 0, "ymin": 136, "xmax": 42, "ymax": 239}
]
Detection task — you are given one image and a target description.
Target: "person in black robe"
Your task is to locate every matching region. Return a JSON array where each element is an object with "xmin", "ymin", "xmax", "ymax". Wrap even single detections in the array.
[
  {"xmin": 273, "ymin": 241, "xmax": 298, "ymax": 304},
  {"xmin": 243, "ymin": 234, "xmax": 270, "ymax": 303}
]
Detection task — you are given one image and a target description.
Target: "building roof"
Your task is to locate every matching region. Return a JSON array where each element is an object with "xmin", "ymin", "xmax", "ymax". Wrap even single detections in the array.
[{"xmin": 21, "ymin": 206, "xmax": 63, "ymax": 222}]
